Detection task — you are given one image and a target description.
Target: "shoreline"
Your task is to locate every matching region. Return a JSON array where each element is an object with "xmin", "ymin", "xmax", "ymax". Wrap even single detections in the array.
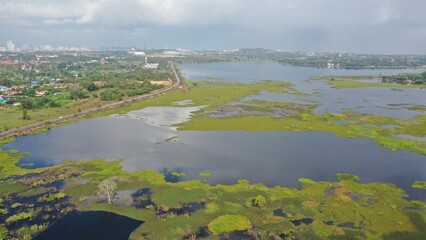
[{"xmin": 0, "ymin": 62, "xmax": 182, "ymax": 140}]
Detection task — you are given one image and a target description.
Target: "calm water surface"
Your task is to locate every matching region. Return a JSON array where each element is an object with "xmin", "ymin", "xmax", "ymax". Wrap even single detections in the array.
[
  {"xmin": 4, "ymin": 106, "xmax": 426, "ymax": 200},
  {"xmin": 181, "ymin": 62, "xmax": 426, "ymax": 119},
  {"xmin": 33, "ymin": 211, "xmax": 142, "ymax": 240},
  {"xmin": 3, "ymin": 63, "xmax": 426, "ymax": 200}
]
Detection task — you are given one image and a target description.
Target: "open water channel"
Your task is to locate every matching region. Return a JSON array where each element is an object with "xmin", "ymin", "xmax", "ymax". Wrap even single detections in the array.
[{"xmin": 3, "ymin": 62, "xmax": 426, "ymax": 200}]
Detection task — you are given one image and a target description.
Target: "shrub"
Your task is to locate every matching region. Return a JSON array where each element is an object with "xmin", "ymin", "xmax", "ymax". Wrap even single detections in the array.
[
  {"xmin": 208, "ymin": 214, "xmax": 252, "ymax": 235},
  {"xmin": 336, "ymin": 173, "xmax": 360, "ymax": 182},
  {"xmin": 0, "ymin": 209, "xmax": 8, "ymax": 215},
  {"xmin": 6, "ymin": 210, "xmax": 37, "ymax": 224},
  {"xmin": 253, "ymin": 195, "xmax": 267, "ymax": 208},
  {"xmin": 0, "ymin": 225, "xmax": 9, "ymax": 239},
  {"xmin": 11, "ymin": 203, "xmax": 23, "ymax": 208},
  {"xmin": 100, "ymin": 89, "xmax": 124, "ymax": 101},
  {"xmin": 38, "ymin": 192, "xmax": 66, "ymax": 203},
  {"xmin": 246, "ymin": 195, "xmax": 267, "ymax": 208}
]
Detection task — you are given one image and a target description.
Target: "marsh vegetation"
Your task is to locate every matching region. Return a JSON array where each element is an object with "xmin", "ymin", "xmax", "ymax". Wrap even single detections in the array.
[
  {"xmin": 1, "ymin": 62, "xmax": 425, "ymax": 239},
  {"xmin": 0, "ymin": 147, "xmax": 425, "ymax": 239}
]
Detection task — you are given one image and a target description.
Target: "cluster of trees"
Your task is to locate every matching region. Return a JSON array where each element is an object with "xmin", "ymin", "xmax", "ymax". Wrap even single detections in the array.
[
  {"xmin": 382, "ymin": 72, "xmax": 426, "ymax": 85},
  {"xmin": 100, "ymin": 89, "xmax": 124, "ymax": 101},
  {"xmin": 80, "ymin": 69, "xmax": 168, "ymax": 83},
  {"xmin": 20, "ymin": 95, "xmax": 71, "ymax": 109},
  {"xmin": 0, "ymin": 78, "xmax": 13, "ymax": 87},
  {"xmin": 99, "ymin": 80, "xmax": 161, "ymax": 100}
]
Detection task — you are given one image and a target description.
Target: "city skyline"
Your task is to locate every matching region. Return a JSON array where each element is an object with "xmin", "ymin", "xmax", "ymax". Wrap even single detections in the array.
[
  {"xmin": 1, "ymin": 1, "xmax": 426, "ymax": 54},
  {"xmin": 0, "ymin": 39, "xmax": 91, "ymax": 52}
]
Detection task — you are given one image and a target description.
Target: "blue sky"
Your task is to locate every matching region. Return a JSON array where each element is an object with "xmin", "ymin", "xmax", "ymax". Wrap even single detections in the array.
[{"xmin": 1, "ymin": 0, "xmax": 426, "ymax": 54}]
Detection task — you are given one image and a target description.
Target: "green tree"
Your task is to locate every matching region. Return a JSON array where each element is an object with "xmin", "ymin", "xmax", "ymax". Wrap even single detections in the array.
[
  {"xmin": 100, "ymin": 89, "xmax": 124, "ymax": 101},
  {"xmin": 86, "ymin": 83, "xmax": 99, "ymax": 92},
  {"xmin": 21, "ymin": 98, "xmax": 35, "ymax": 110},
  {"xmin": 69, "ymin": 88, "xmax": 89, "ymax": 100},
  {"xmin": 22, "ymin": 109, "xmax": 31, "ymax": 120}
]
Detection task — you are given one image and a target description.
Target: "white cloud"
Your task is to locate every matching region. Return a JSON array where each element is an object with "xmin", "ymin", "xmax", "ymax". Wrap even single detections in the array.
[
  {"xmin": 44, "ymin": 19, "xmax": 74, "ymax": 25},
  {"xmin": 0, "ymin": 0, "xmax": 419, "ymax": 29},
  {"xmin": 373, "ymin": 0, "xmax": 400, "ymax": 25},
  {"xmin": 1, "ymin": 0, "xmax": 426, "ymax": 53},
  {"xmin": 0, "ymin": 2, "xmax": 80, "ymax": 20}
]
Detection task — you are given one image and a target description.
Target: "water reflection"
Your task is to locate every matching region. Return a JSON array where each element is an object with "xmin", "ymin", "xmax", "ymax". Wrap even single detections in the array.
[
  {"xmin": 180, "ymin": 62, "xmax": 421, "ymax": 84},
  {"xmin": 3, "ymin": 63, "xmax": 426, "ymax": 203},
  {"xmin": 4, "ymin": 108, "xmax": 426, "ymax": 200},
  {"xmin": 243, "ymin": 87, "xmax": 425, "ymax": 119},
  {"xmin": 180, "ymin": 62, "xmax": 425, "ymax": 119},
  {"xmin": 120, "ymin": 105, "xmax": 204, "ymax": 127}
]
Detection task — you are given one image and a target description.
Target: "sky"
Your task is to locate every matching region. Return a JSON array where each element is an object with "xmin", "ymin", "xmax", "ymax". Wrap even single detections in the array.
[{"xmin": 1, "ymin": 0, "xmax": 426, "ymax": 54}]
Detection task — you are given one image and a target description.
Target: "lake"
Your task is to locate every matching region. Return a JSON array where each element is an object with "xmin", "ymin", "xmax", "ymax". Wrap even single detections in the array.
[
  {"xmin": 3, "ymin": 62, "xmax": 426, "ymax": 200},
  {"xmin": 182, "ymin": 62, "xmax": 426, "ymax": 119},
  {"xmin": 33, "ymin": 211, "xmax": 143, "ymax": 240}
]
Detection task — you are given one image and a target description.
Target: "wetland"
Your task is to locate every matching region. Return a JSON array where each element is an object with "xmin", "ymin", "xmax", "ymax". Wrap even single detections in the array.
[{"xmin": 1, "ymin": 62, "xmax": 425, "ymax": 239}]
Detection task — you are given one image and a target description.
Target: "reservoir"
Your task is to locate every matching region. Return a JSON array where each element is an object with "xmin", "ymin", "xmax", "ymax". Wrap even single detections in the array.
[{"xmin": 3, "ymin": 62, "xmax": 426, "ymax": 200}]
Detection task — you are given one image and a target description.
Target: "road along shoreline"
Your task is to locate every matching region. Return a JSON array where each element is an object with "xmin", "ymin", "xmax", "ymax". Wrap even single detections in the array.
[{"xmin": 0, "ymin": 62, "xmax": 182, "ymax": 140}]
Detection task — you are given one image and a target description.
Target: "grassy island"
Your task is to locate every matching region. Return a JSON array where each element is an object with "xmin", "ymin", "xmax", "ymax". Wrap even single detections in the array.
[{"xmin": 0, "ymin": 145, "xmax": 425, "ymax": 239}]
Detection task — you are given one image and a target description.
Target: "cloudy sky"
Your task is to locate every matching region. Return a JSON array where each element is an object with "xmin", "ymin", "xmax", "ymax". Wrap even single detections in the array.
[{"xmin": 1, "ymin": 0, "xmax": 426, "ymax": 54}]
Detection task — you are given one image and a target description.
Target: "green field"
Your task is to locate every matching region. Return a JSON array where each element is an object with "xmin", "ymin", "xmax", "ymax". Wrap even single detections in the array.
[{"xmin": 0, "ymin": 146, "xmax": 424, "ymax": 239}]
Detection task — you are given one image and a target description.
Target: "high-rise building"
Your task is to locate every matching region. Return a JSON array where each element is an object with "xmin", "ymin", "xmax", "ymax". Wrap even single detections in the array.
[
  {"xmin": 6, "ymin": 40, "xmax": 15, "ymax": 51},
  {"xmin": 21, "ymin": 44, "xmax": 31, "ymax": 51}
]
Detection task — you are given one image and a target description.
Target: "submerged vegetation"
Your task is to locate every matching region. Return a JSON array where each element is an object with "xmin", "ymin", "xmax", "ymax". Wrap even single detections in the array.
[
  {"xmin": 94, "ymin": 79, "xmax": 426, "ymax": 155},
  {"xmin": 412, "ymin": 181, "xmax": 426, "ymax": 190},
  {"xmin": 0, "ymin": 146, "xmax": 425, "ymax": 239},
  {"xmin": 0, "ymin": 62, "xmax": 425, "ymax": 239},
  {"xmin": 310, "ymin": 76, "xmax": 426, "ymax": 89}
]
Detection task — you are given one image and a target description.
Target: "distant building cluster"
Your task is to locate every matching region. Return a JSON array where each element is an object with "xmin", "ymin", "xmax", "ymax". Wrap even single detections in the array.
[
  {"xmin": 128, "ymin": 49, "xmax": 146, "ymax": 56},
  {"xmin": 0, "ymin": 40, "xmax": 91, "ymax": 52},
  {"xmin": 143, "ymin": 56, "xmax": 159, "ymax": 69},
  {"xmin": 0, "ymin": 80, "xmax": 77, "ymax": 105},
  {"xmin": 128, "ymin": 49, "xmax": 159, "ymax": 69}
]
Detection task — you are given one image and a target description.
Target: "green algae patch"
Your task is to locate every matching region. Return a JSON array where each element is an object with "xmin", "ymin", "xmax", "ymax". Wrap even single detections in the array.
[
  {"xmin": 199, "ymin": 172, "xmax": 212, "ymax": 177},
  {"xmin": 155, "ymin": 80, "xmax": 423, "ymax": 155},
  {"xmin": 208, "ymin": 214, "xmax": 252, "ymax": 235},
  {"xmin": 56, "ymin": 159, "xmax": 426, "ymax": 239},
  {"xmin": 164, "ymin": 168, "xmax": 186, "ymax": 177},
  {"xmin": 0, "ymin": 181, "xmax": 27, "ymax": 194},
  {"xmin": 0, "ymin": 139, "xmax": 35, "ymax": 177},
  {"xmin": 164, "ymin": 136, "xmax": 179, "ymax": 142},
  {"xmin": 63, "ymin": 184, "xmax": 98, "ymax": 196},
  {"xmin": 151, "ymin": 183, "xmax": 208, "ymax": 208},
  {"xmin": 336, "ymin": 174, "xmax": 360, "ymax": 182},
  {"xmin": 175, "ymin": 97, "xmax": 426, "ymax": 155},
  {"xmin": 412, "ymin": 181, "xmax": 426, "ymax": 190},
  {"xmin": 0, "ymin": 157, "xmax": 425, "ymax": 239},
  {"xmin": 411, "ymin": 201, "xmax": 426, "ymax": 209}
]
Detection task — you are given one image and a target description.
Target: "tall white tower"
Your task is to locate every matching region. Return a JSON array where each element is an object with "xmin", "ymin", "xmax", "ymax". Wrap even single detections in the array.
[{"xmin": 6, "ymin": 40, "xmax": 15, "ymax": 51}]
